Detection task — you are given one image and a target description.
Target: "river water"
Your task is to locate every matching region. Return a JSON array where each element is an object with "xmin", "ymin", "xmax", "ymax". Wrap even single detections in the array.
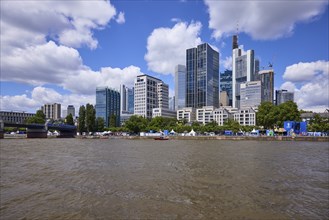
[{"xmin": 0, "ymin": 138, "xmax": 328, "ymax": 219}]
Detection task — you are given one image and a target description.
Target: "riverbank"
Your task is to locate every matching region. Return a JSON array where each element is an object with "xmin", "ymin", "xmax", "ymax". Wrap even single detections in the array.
[
  {"xmin": 125, "ymin": 135, "xmax": 329, "ymax": 142},
  {"xmin": 2, "ymin": 134, "xmax": 328, "ymax": 142}
]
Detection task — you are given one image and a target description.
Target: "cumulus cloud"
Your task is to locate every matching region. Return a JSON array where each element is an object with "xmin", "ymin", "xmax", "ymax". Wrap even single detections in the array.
[
  {"xmin": 116, "ymin": 12, "xmax": 126, "ymax": 24},
  {"xmin": 280, "ymin": 61, "xmax": 329, "ymax": 111},
  {"xmin": 0, "ymin": 87, "xmax": 95, "ymax": 113},
  {"xmin": 1, "ymin": 1, "xmax": 116, "ymax": 49},
  {"xmin": 0, "ymin": 1, "xmax": 147, "ymax": 113},
  {"xmin": 283, "ymin": 60, "xmax": 329, "ymax": 82},
  {"xmin": 145, "ymin": 21, "xmax": 202, "ymax": 75},
  {"xmin": 204, "ymin": 0, "xmax": 328, "ymax": 40},
  {"xmin": 220, "ymin": 56, "xmax": 232, "ymax": 70}
]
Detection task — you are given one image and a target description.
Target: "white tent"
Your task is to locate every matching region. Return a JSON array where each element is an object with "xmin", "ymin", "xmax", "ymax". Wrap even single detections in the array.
[
  {"xmin": 170, "ymin": 129, "xmax": 176, "ymax": 134},
  {"xmin": 189, "ymin": 129, "xmax": 196, "ymax": 136}
]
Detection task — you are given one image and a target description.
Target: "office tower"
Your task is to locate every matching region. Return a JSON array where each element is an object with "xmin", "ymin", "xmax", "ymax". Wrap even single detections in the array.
[
  {"xmin": 169, "ymin": 96, "xmax": 175, "ymax": 111},
  {"xmin": 232, "ymin": 35, "xmax": 255, "ymax": 108},
  {"xmin": 42, "ymin": 103, "xmax": 61, "ymax": 120},
  {"xmin": 275, "ymin": 89, "xmax": 294, "ymax": 105},
  {"xmin": 240, "ymin": 81, "xmax": 262, "ymax": 108},
  {"xmin": 220, "ymin": 91, "xmax": 229, "ymax": 106},
  {"xmin": 120, "ymin": 85, "xmax": 134, "ymax": 114},
  {"xmin": 220, "ymin": 69, "xmax": 233, "ymax": 106},
  {"xmin": 175, "ymin": 64, "xmax": 186, "ymax": 110},
  {"xmin": 186, "ymin": 43, "xmax": 219, "ymax": 108},
  {"xmin": 95, "ymin": 87, "xmax": 120, "ymax": 127},
  {"xmin": 67, "ymin": 105, "xmax": 75, "ymax": 117},
  {"xmin": 259, "ymin": 69, "xmax": 274, "ymax": 103},
  {"xmin": 253, "ymin": 59, "xmax": 260, "ymax": 81},
  {"xmin": 134, "ymin": 75, "xmax": 169, "ymax": 118},
  {"xmin": 157, "ymin": 82, "xmax": 169, "ymax": 109}
]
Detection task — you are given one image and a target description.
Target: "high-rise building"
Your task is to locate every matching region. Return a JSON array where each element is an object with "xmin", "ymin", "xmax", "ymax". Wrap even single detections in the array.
[
  {"xmin": 232, "ymin": 35, "xmax": 255, "ymax": 108},
  {"xmin": 95, "ymin": 87, "xmax": 120, "ymax": 127},
  {"xmin": 259, "ymin": 69, "xmax": 274, "ymax": 103},
  {"xmin": 169, "ymin": 96, "xmax": 175, "ymax": 111},
  {"xmin": 134, "ymin": 75, "xmax": 169, "ymax": 118},
  {"xmin": 240, "ymin": 81, "xmax": 263, "ymax": 108},
  {"xmin": 120, "ymin": 85, "xmax": 134, "ymax": 114},
  {"xmin": 67, "ymin": 105, "xmax": 75, "ymax": 117},
  {"xmin": 174, "ymin": 64, "xmax": 186, "ymax": 110},
  {"xmin": 275, "ymin": 89, "xmax": 294, "ymax": 105},
  {"xmin": 220, "ymin": 69, "xmax": 232, "ymax": 106},
  {"xmin": 186, "ymin": 43, "xmax": 219, "ymax": 108},
  {"xmin": 220, "ymin": 91, "xmax": 229, "ymax": 106},
  {"xmin": 42, "ymin": 103, "xmax": 61, "ymax": 120},
  {"xmin": 157, "ymin": 82, "xmax": 169, "ymax": 109}
]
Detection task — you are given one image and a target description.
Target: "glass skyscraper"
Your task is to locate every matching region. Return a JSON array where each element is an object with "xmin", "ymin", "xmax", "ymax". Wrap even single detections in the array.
[
  {"xmin": 186, "ymin": 43, "xmax": 219, "ymax": 108},
  {"xmin": 276, "ymin": 89, "xmax": 294, "ymax": 105},
  {"xmin": 175, "ymin": 64, "xmax": 186, "ymax": 110},
  {"xmin": 220, "ymin": 70, "xmax": 233, "ymax": 106},
  {"xmin": 95, "ymin": 87, "xmax": 120, "ymax": 127},
  {"xmin": 120, "ymin": 85, "xmax": 134, "ymax": 114}
]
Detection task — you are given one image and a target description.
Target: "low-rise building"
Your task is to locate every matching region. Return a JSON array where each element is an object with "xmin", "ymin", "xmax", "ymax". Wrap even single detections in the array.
[
  {"xmin": 152, "ymin": 108, "xmax": 176, "ymax": 118},
  {"xmin": 177, "ymin": 107, "xmax": 196, "ymax": 123},
  {"xmin": 233, "ymin": 108, "xmax": 256, "ymax": 126},
  {"xmin": 0, "ymin": 111, "xmax": 36, "ymax": 124}
]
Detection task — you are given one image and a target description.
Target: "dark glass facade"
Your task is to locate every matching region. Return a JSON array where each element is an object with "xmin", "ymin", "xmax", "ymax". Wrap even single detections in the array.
[
  {"xmin": 220, "ymin": 70, "xmax": 233, "ymax": 106},
  {"xmin": 96, "ymin": 87, "xmax": 120, "ymax": 127},
  {"xmin": 186, "ymin": 43, "xmax": 219, "ymax": 108}
]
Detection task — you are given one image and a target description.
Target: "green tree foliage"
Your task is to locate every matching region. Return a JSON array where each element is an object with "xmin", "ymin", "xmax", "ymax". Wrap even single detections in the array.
[
  {"xmin": 109, "ymin": 114, "xmax": 117, "ymax": 128},
  {"xmin": 65, "ymin": 114, "xmax": 74, "ymax": 125},
  {"xmin": 276, "ymin": 101, "xmax": 301, "ymax": 127},
  {"xmin": 223, "ymin": 119, "xmax": 241, "ymax": 133},
  {"xmin": 86, "ymin": 103, "xmax": 96, "ymax": 133},
  {"xmin": 256, "ymin": 102, "xmax": 278, "ymax": 129},
  {"xmin": 96, "ymin": 117, "xmax": 105, "ymax": 132},
  {"xmin": 26, "ymin": 110, "xmax": 46, "ymax": 124},
  {"xmin": 124, "ymin": 115, "xmax": 148, "ymax": 133},
  {"xmin": 78, "ymin": 105, "xmax": 86, "ymax": 134},
  {"xmin": 308, "ymin": 114, "xmax": 329, "ymax": 132},
  {"xmin": 257, "ymin": 101, "xmax": 301, "ymax": 128}
]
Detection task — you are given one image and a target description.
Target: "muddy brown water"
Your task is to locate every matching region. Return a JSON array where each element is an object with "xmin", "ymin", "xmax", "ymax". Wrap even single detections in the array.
[{"xmin": 0, "ymin": 139, "xmax": 328, "ymax": 219}]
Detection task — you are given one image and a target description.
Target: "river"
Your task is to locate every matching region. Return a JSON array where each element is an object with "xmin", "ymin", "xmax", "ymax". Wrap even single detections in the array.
[{"xmin": 0, "ymin": 138, "xmax": 328, "ymax": 219}]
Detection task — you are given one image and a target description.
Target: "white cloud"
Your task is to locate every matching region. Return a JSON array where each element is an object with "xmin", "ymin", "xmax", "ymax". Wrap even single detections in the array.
[
  {"xmin": 1, "ymin": 1, "xmax": 117, "ymax": 49},
  {"xmin": 116, "ymin": 12, "xmax": 125, "ymax": 24},
  {"xmin": 280, "ymin": 61, "xmax": 329, "ymax": 112},
  {"xmin": 145, "ymin": 21, "xmax": 202, "ymax": 75},
  {"xmin": 283, "ymin": 60, "xmax": 329, "ymax": 82},
  {"xmin": 0, "ymin": 87, "xmax": 95, "ymax": 113},
  {"xmin": 220, "ymin": 56, "xmax": 232, "ymax": 70},
  {"xmin": 204, "ymin": 0, "xmax": 328, "ymax": 40}
]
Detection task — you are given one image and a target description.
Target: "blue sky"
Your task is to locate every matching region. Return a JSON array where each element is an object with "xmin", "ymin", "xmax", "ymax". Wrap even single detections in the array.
[{"xmin": 1, "ymin": 0, "xmax": 328, "ymax": 113}]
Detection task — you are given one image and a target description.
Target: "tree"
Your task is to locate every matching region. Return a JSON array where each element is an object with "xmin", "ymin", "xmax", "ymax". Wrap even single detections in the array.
[
  {"xmin": 124, "ymin": 115, "xmax": 148, "ymax": 134},
  {"xmin": 109, "ymin": 114, "xmax": 117, "ymax": 128},
  {"xmin": 65, "ymin": 114, "xmax": 74, "ymax": 125},
  {"xmin": 26, "ymin": 110, "xmax": 46, "ymax": 124},
  {"xmin": 96, "ymin": 117, "xmax": 105, "ymax": 132},
  {"xmin": 78, "ymin": 105, "xmax": 86, "ymax": 134},
  {"xmin": 223, "ymin": 119, "xmax": 241, "ymax": 133},
  {"xmin": 256, "ymin": 102, "xmax": 277, "ymax": 129},
  {"xmin": 276, "ymin": 101, "xmax": 301, "ymax": 127},
  {"xmin": 308, "ymin": 114, "xmax": 329, "ymax": 132},
  {"xmin": 86, "ymin": 103, "xmax": 96, "ymax": 133}
]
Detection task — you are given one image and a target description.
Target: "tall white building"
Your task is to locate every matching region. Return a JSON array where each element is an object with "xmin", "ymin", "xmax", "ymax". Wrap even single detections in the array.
[
  {"xmin": 232, "ymin": 35, "xmax": 256, "ymax": 109},
  {"xmin": 134, "ymin": 75, "xmax": 169, "ymax": 118},
  {"xmin": 41, "ymin": 103, "xmax": 61, "ymax": 120},
  {"xmin": 174, "ymin": 64, "xmax": 186, "ymax": 110}
]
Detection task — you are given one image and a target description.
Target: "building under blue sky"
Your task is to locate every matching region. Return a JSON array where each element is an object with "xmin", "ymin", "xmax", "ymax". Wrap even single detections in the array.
[{"xmin": 0, "ymin": 0, "xmax": 328, "ymax": 113}]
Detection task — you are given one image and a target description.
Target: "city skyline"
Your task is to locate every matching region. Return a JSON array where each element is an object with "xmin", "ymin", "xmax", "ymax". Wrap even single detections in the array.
[{"xmin": 1, "ymin": 0, "xmax": 328, "ymax": 113}]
